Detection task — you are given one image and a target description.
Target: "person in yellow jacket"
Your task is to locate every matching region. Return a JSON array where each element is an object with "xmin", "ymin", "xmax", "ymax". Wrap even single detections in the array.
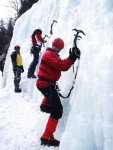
[{"xmin": 11, "ymin": 45, "xmax": 24, "ymax": 92}]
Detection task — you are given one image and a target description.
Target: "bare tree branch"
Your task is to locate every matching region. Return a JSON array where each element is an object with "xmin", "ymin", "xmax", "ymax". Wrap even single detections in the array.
[
  {"xmin": 8, "ymin": 0, "xmax": 20, "ymax": 13},
  {"xmin": 5, "ymin": 0, "xmax": 20, "ymax": 20}
]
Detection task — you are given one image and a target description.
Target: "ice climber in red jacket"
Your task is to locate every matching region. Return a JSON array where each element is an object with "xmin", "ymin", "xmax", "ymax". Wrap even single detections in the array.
[
  {"xmin": 36, "ymin": 38, "xmax": 80, "ymax": 147},
  {"xmin": 27, "ymin": 28, "xmax": 45, "ymax": 78}
]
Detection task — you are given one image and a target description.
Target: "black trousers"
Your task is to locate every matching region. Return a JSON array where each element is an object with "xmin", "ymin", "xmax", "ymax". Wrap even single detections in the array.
[
  {"xmin": 13, "ymin": 67, "xmax": 21, "ymax": 81},
  {"xmin": 13, "ymin": 67, "xmax": 22, "ymax": 90},
  {"xmin": 37, "ymin": 84, "xmax": 63, "ymax": 120},
  {"xmin": 28, "ymin": 45, "xmax": 41, "ymax": 75}
]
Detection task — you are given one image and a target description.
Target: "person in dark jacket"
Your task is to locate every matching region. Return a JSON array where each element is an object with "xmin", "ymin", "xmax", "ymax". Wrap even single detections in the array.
[
  {"xmin": 36, "ymin": 38, "xmax": 81, "ymax": 147},
  {"xmin": 27, "ymin": 28, "xmax": 45, "ymax": 78},
  {"xmin": 11, "ymin": 45, "xmax": 24, "ymax": 93}
]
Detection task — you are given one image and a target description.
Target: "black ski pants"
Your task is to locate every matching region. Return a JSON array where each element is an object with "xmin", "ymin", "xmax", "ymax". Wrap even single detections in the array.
[
  {"xmin": 13, "ymin": 67, "xmax": 21, "ymax": 82},
  {"xmin": 37, "ymin": 84, "xmax": 63, "ymax": 120},
  {"xmin": 28, "ymin": 44, "xmax": 41, "ymax": 75},
  {"xmin": 13, "ymin": 67, "xmax": 22, "ymax": 90}
]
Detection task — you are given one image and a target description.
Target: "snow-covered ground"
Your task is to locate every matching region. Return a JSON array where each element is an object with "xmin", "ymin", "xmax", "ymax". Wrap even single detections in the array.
[{"xmin": 0, "ymin": 0, "xmax": 113, "ymax": 150}]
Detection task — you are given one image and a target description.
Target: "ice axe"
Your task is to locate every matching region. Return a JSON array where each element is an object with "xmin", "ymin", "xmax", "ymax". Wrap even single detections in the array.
[
  {"xmin": 43, "ymin": 20, "xmax": 57, "ymax": 46},
  {"xmin": 72, "ymin": 28, "xmax": 86, "ymax": 49},
  {"xmin": 69, "ymin": 28, "xmax": 86, "ymax": 72},
  {"xmin": 50, "ymin": 20, "xmax": 57, "ymax": 35},
  {"xmin": 70, "ymin": 28, "xmax": 86, "ymax": 56}
]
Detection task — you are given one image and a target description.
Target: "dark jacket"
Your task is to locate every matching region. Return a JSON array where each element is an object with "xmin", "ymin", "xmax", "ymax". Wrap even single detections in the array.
[{"xmin": 11, "ymin": 50, "xmax": 24, "ymax": 72}]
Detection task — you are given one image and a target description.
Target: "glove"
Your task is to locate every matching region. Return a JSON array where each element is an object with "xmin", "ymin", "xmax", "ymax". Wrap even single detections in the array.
[
  {"xmin": 21, "ymin": 66, "xmax": 24, "ymax": 73},
  {"xmin": 68, "ymin": 48, "xmax": 81, "ymax": 63}
]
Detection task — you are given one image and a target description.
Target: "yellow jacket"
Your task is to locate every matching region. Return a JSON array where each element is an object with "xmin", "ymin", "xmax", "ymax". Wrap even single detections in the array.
[
  {"xmin": 16, "ymin": 53, "xmax": 22, "ymax": 66},
  {"xmin": 11, "ymin": 51, "xmax": 23, "ymax": 67}
]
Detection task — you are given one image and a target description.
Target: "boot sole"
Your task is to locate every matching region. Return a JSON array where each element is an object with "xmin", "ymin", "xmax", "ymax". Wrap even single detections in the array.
[
  {"xmin": 41, "ymin": 142, "xmax": 59, "ymax": 147},
  {"xmin": 41, "ymin": 138, "xmax": 60, "ymax": 147}
]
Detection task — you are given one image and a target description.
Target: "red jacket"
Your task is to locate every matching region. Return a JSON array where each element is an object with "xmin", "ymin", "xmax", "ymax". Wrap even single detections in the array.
[
  {"xmin": 32, "ymin": 32, "xmax": 44, "ymax": 45},
  {"xmin": 36, "ymin": 48, "xmax": 73, "ymax": 88}
]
